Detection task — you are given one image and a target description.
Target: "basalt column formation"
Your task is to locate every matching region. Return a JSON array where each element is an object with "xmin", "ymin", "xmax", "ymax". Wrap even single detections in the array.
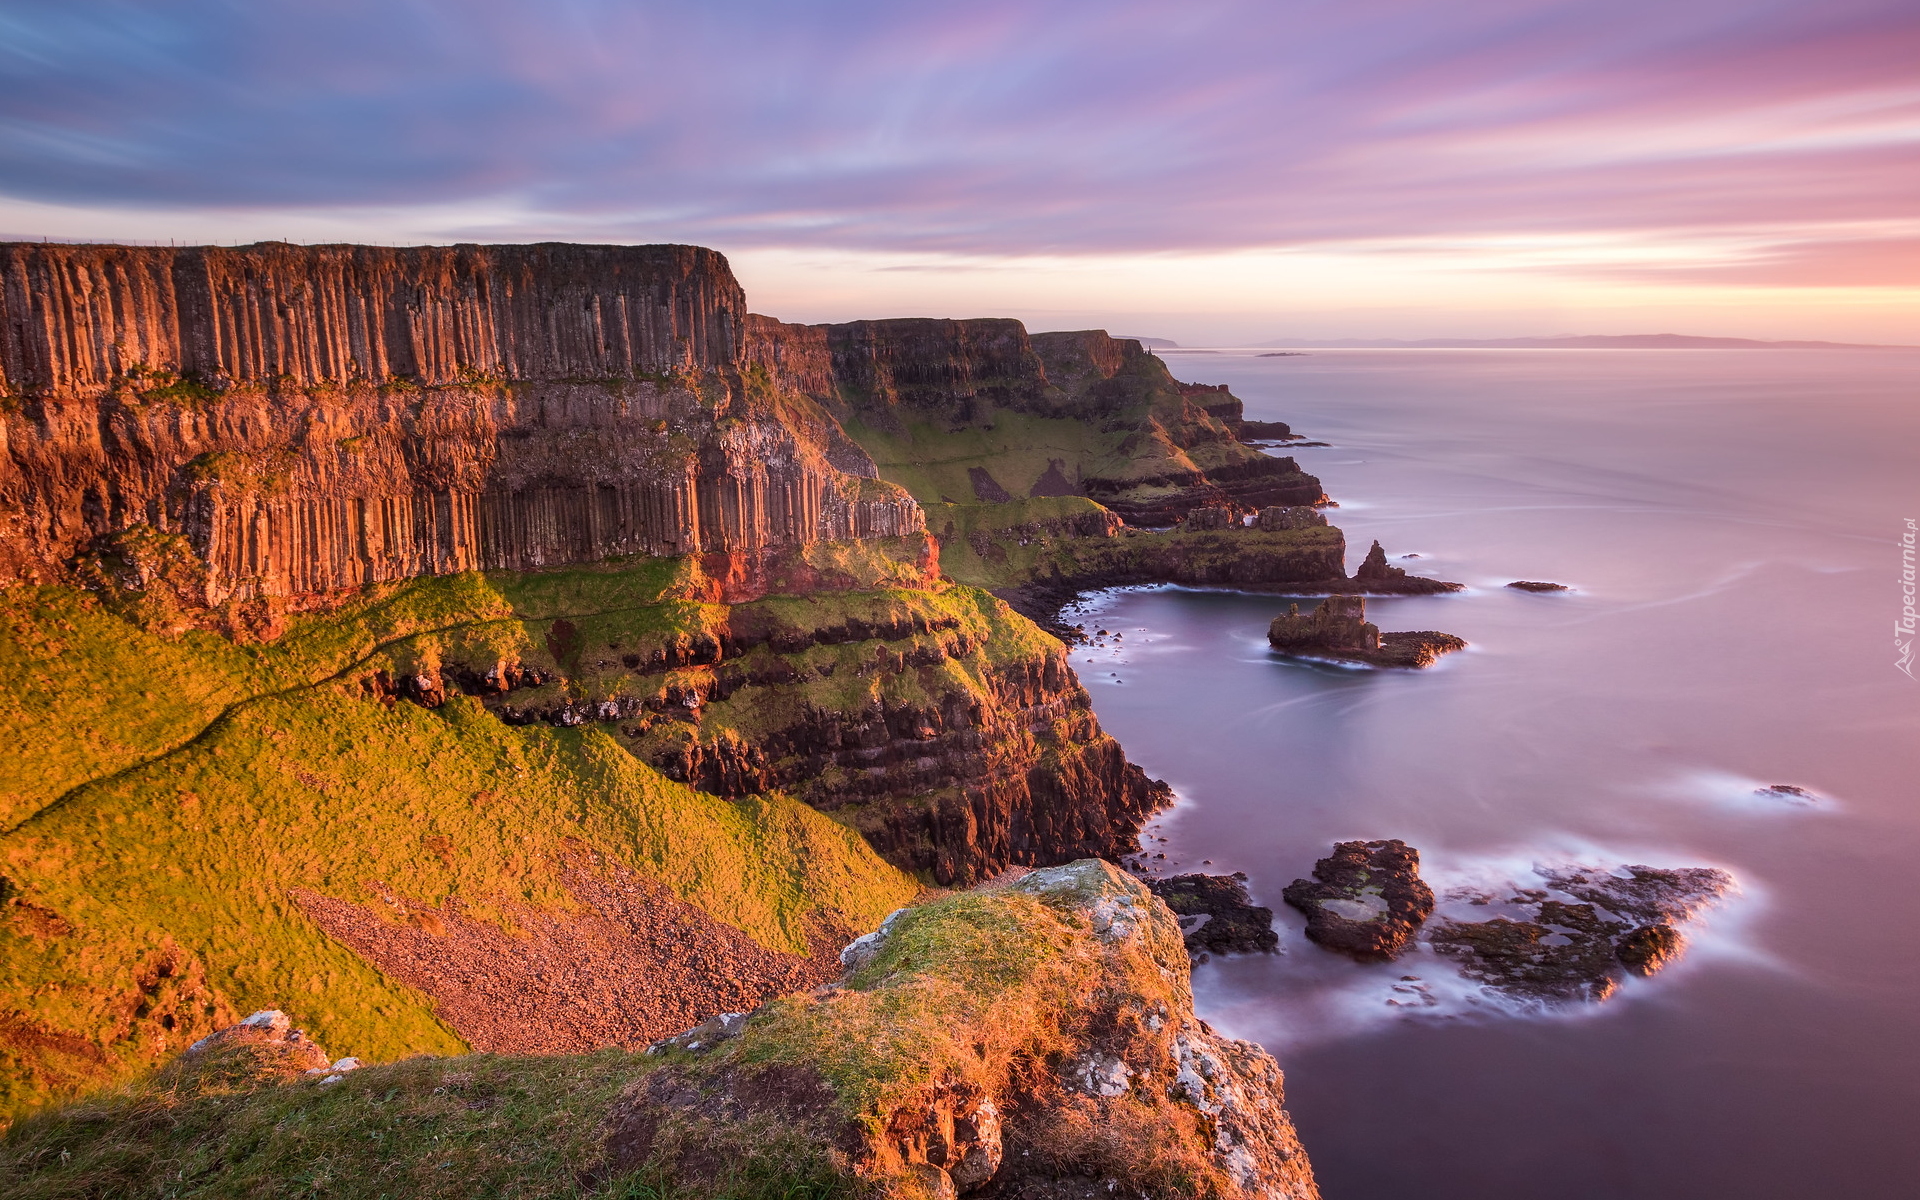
[{"xmin": 0, "ymin": 242, "xmax": 921, "ymax": 608}]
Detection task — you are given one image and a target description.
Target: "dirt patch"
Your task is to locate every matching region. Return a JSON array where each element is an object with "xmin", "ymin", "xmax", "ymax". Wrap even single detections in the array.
[{"xmin": 293, "ymin": 848, "xmax": 850, "ymax": 1054}]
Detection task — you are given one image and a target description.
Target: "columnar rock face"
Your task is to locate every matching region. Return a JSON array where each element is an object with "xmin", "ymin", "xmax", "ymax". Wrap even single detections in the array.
[
  {"xmin": 0, "ymin": 243, "xmax": 921, "ymax": 601},
  {"xmin": 0, "ymin": 241, "xmax": 743, "ymax": 395}
]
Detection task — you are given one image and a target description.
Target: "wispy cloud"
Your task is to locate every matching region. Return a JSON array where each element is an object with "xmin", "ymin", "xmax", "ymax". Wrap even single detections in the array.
[{"xmin": 0, "ymin": 0, "xmax": 1914, "ymax": 320}]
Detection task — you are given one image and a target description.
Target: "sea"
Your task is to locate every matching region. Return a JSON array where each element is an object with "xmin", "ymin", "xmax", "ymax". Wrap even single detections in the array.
[{"xmin": 1068, "ymin": 348, "xmax": 1920, "ymax": 1199}]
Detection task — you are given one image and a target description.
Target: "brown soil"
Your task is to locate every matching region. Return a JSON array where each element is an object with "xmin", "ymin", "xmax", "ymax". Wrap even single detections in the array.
[{"xmin": 292, "ymin": 846, "xmax": 854, "ymax": 1054}]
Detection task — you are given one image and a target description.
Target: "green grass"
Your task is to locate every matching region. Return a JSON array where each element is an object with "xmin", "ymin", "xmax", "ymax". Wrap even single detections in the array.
[
  {"xmin": 0, "ymin": 863, "xmax": 1221, "ymax": 1199},
  {"xmin": 0, "ymin": 554, "xmax": 924, "ymax": 1122},
  {"xmin": 0, "ymin": 1048, "xmax": 663, "ymax": 1199}
]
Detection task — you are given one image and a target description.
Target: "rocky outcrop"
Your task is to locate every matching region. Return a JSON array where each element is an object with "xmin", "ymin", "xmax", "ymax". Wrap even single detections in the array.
[
  {"xmin": 1148, "ymin": 873, "xmax": 1280, "ymax": 959},
  {"xmin": 603, "ymin": 861, "xmax": 1319, "ymax": 1199},
  {"xmin": 1267, "ymin": 596, "xmax": 1466, "ymax": 668},
  {"xmin": 1354, "ymin": 539, "xmax": 1461, "ymax": 595},
  {"xmin": 1430, "ymin": 864, "xmax": 1734, "ymax": 1003},
  {"xmin": 0, "ymin": 242, "xmax": 921, "ymax": 604},
  {"xmin": 161, "ymin": 1009, "xmax": 361, "ymax": 1092},
  {"xmin": 1282, "ymin": 840, "xmax": 1435, "ymax": 961},
  {"xmin": 1506, "ymin": 580, "xmax": 1569, "ymax": 592}
]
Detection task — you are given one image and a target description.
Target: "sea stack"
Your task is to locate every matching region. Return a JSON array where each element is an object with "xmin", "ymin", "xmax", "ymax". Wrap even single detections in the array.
[{"xmin": 1267, "ymin": 596, "xmax": 1465, "ymax": 668}]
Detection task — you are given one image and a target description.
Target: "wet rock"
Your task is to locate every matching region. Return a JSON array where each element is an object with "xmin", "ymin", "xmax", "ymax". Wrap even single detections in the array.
[
  {"xmin": 1507, "ymin": 581, "xmax": 1570, "ymax": 592},
  {"xmin": 1757, "ymin": 783, "xmax": 1817, "ymax": 804},
  {"xmin": 1535, "ymin": 864, "xmax": 1733, "ymax": 926},
  {"xmin": 1282, "ymin": 840, "xmax": 1434, "ymax": 961},
  {"xmin": 1429, "ymin": 864, "xmax": 1732, "ymax": 1002},
  {"xmin": 1615, "ymin": 923, "xmax": 1685, "ymax": 976},
  {"xmin": 1428, "ymin": 901, "xmax": 1624, "ymax": 1003},
  {"xmin": 1148, "ymin": 874, "xmax": 1279, "ymax": 957}
]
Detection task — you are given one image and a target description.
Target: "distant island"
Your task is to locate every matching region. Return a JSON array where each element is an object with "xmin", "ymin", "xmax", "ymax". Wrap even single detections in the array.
[
  {"xmin": 1254, "ymin": 334, "xmax": 1915, "ymax": 350},
  {"xmin": 1114, "ymin": 334, "xmax": 1179, "ymax": 347}
]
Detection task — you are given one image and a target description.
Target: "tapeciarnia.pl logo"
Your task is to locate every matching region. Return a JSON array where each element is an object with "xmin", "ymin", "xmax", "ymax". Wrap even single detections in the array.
[{"xmin": 1899, "ymin": 518, "xmax": 1917, "ymax": 679}]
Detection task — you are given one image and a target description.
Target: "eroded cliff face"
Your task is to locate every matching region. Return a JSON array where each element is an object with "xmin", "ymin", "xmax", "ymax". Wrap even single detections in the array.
[
  {"xmin": 0, "ymin": 243, "xmax": 921, "ymax": 604},
  {"xmin": 747, "ymin": 314, "xmax": 1326, "ymax": 525},
  {"xmin": 369, "ymin": 580, "xmax": 1165, "ymax": 886}
]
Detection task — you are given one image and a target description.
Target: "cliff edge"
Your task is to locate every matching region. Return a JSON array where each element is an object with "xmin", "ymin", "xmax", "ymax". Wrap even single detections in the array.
[{"xmin": 0, "ymin": 861, "xmax": 1319, "ymax": 1200}]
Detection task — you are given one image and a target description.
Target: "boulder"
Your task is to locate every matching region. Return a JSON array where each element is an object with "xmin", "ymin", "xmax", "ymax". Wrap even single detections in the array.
[
  {"xmin": 1282, "ymin": 840, "xmax": 1434, "ymax": 961},
  {"xmin": 1506, "ymin": 581, "xmax": 1569, "ymax": 592},
  {"xmin": 1148, "ymin": 874, "xmax": 1280, "ymax": 957}
]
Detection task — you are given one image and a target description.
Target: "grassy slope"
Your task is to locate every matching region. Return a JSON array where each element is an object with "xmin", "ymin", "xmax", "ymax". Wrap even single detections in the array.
[
  {"xmin": 0, "ymin": 558, "xmax": 922, "ymax": 1120},
  {"xmin": 0, "ymin": 864, "xmax": 1190, "ymax": 1200}
]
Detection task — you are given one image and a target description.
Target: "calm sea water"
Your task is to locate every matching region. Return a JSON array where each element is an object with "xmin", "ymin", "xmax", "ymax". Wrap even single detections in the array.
[{"xmin": 1071, "ymin": 349, "xmax": 1920, "ymax": 1199}]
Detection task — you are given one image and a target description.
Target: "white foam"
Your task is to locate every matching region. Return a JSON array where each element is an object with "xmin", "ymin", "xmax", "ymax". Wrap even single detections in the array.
[{"xmin": 1655, "ymin": 767, "xmax": 1837, "ymax": 815}]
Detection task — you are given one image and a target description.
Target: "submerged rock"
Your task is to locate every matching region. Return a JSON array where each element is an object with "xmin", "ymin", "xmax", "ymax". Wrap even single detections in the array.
[
  {"xmin": 1148, "ymin": 873, "xmax": 1280, "ymax": 958},
  {"xmin": 1506, "ymin": 581, "xmax": 1570, "ymax": 592},
  {"xmin": 1282, "ymin": 840, "xmax": 1435, "ymax": 961},
  {"xmin": 1267, "ymin": 597, "xmax": 1465, "ymax": 669},
  {"xmin": 1429, "ymin": 864, "xmax": 1732, "ymax": 1002}
]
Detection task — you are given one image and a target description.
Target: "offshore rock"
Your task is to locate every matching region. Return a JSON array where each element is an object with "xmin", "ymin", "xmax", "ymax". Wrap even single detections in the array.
[
  {"xmin": 1352, "ymin": 539, "xmax": 1461, "ymax": 595},
  {"xmin": 0, "ymin": 242, "xmax": 922, "ymax": 604},
  {"xmin": 1507, "ymin": 580, "xmax": 1570, "ymax": 592},
  {"xmin": 1615, "ymin": 923, "xmax": 1685, "ymax": 977},
  {"xmin": 1282, "ymin": 840, "xmax": 1435, "ymax": 961},
  {"xmin": 1429, "ymin": 864, "xmax": 1733, "ymax": 1002},
  {"xmin": 1267, "ymin": 596, "xmax": 1465, "ymax": 668},
  {"xmin": 1148, "ymin": 873, "xmax": 1280, "ymax": 958}
]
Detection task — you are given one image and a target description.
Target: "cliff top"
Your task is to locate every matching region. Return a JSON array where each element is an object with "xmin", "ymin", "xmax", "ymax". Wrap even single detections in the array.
[{"xmin": 0, "ymin": 861, "xmax": 1317, "ymax": 1200}]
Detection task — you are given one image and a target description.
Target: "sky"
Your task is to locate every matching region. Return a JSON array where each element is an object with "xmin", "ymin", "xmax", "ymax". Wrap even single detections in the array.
[{"xmin": 1, "ymin": 0, "xmax": 1916, "ymax": 343}]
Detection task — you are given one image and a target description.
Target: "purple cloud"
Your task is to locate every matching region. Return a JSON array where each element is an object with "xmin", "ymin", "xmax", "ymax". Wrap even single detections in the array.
[{"xmin": 1, "ymin": 0, "xmax": 1914, "ymax": 281}]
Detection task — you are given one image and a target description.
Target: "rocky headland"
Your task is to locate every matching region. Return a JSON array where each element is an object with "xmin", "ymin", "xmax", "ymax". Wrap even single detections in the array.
[{"xmin": 0, "ymin": 237, "xmax": 1381, "ymax": 1157}]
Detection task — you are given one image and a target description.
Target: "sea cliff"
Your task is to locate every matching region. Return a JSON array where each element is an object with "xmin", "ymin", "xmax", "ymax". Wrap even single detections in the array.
[{"xmin": 0, "ymin": 243, "xmax": 918, "ymax": 607}]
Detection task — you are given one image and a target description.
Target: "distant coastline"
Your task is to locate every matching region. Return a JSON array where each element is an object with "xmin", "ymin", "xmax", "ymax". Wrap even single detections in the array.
[{"xmin": 1252, "ymin": 333, "xmax": 1916, "ymax": 350}]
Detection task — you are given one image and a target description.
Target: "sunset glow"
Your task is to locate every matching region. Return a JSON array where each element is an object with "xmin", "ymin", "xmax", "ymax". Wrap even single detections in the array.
[{"xmin": 2, "ymin": 0, "xmax": 1915, "ymax": 339}]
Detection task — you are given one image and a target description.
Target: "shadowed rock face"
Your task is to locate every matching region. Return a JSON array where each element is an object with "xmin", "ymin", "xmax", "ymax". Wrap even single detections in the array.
[{"xmin": 0, "ymin": 242, "xmax": 921, "ymax": 602}]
